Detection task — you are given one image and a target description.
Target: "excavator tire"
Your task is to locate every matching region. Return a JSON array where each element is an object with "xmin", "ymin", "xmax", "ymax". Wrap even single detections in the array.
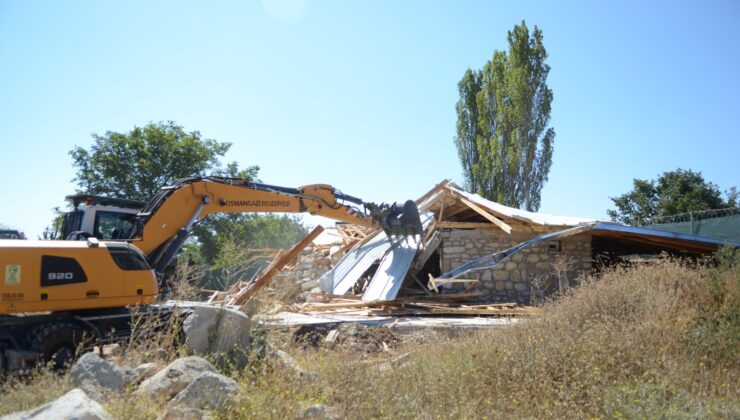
[{"xmin": 24, "ymin": 322, "xmax": 94, "ymax": 370}]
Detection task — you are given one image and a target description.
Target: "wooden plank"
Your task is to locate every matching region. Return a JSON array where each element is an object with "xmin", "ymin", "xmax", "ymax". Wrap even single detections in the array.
[
  {"xmin": 441, "ymin": 204, "xmax": 471, "ymax": 219},
  {"xmin": 411, "ymin": 275, "xmax": 434, "ymax": 295},
  {"xmin": 458, "ymin": 197, "xmax": 512, "ymax": 234},
  {"xmin": 434, "ymin": 221, "xmax": 506, "ymax": 230},
  {"xmin": 412, "ymin": 231, "xmax": 441, "ymax": 272},
  {"xmin": 423, "ymin": 220, "xmax": 438, "ymax": 243},
  {"xmin": 415, "ymin": 179, "xmax": 451, "ymax": 206},
  {"xmin": 428, "ymin": 278, "xmax": 479, "ymax": 284},
  {"xmin": 438, "ymin": 195, "xmax": 446, "ymax": 222},
  {"xmin": 231, "ymin": 225, "xmax": 325, "ymax": 305},
  {"xmin": 428, "ymin": 274, "xmax": 439, "ymax": 293},
  {"xmin": 395, "ymin": 291, "xmax": 487, "ymax": 301},
  {"xmin": 334, "ymin": 239, "xmax": 359, "ymax": 257}
]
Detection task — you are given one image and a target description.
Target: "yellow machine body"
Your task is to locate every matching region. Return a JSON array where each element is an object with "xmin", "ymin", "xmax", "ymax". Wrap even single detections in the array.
[
  {"xmin": 0, "ymin": 178, "xmax": 422, "ymax": 317},
  {"xmin": 0, "ymin": 240, "xmax": 157, "ymax": 314}
]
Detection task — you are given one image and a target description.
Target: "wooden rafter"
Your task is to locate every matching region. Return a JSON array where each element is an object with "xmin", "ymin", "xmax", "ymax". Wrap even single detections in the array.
[
  {"xmin": 434, "ymin": 221, "xmax": 507, "ymax": 230},
  {"xmin": 415, "ymin": 179, "xmax": 451, "ymax": 206},
  {"xmin": 230, "ymin": 225, "xmax": 325, "ymax": 305},
  {"xmin": 458, "ymin": 197, "xmax": 512, "ymax": 234}
]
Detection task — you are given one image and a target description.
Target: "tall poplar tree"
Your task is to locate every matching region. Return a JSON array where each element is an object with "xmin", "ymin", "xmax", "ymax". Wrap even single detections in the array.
[{"xmin": 454, "ymin": 21, "xmax": 554, "ymax": 211}]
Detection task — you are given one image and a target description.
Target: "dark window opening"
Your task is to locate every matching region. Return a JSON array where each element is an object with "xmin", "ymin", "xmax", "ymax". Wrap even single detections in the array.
[{"xmin": 108, "ymin": 247, "xmax": 150, "ymax": 271}]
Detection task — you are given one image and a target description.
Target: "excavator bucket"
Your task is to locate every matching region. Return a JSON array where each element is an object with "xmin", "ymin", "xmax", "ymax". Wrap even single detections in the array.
[{"xmin": 379, "ymin": 200, "xmax": 424, "ymax": 238}]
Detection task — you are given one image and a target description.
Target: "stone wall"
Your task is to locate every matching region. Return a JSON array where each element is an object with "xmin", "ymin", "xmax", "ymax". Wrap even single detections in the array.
[
  {"xmin": 272, "ymin": 247, "xmax": 334, "ymax": 302},
  {"xmin": 439, "ymin": 229, "xmax": 592, "ymax": 304}
]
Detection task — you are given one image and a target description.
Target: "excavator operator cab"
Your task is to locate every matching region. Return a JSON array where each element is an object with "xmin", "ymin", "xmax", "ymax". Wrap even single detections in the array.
[{"xmin": 61, "ymin": 195, "xmax": 145, "ymax": 240}]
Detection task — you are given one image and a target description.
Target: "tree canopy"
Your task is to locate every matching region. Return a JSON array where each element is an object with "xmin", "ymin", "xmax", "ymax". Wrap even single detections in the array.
[
  {"xmin": 68, "ymin": 122, "xmax": 307, "ymax": 276},
  {"xmin": 608, "ymin": 168, "xmax": 738, "ymax": 225},
  {"xmin": 454, "ymin": 21, "xmax": 554, "ymax": 211},
  {"xmin": 70, "ymin": 121, "xmax": 240, "ymax": 201}
]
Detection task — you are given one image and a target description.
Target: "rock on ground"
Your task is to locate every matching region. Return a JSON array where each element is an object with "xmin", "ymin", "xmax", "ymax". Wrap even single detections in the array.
[
  {"xmin": 70, "ymin": 353, "xmax": 135, "ymax": 392},
  {"xmin": 136, "ymin": 356, "xmax": 217, "ymax": 401},
  {"xmin": 2, "ymin": 388, "xmax": 112, "ymax": 420},
  {"xmin": 272, "ymin": 349, "xmax": 319, "ymax": 380},
  {"xmin": 170, "ymin": 371, "xmax": 238, "ymax": 410},
  {"xmin": 156, "ymin": 406, "xmax": 211, "ymax": 420},
  {"xmin": 182, "ymin": 306, "xmax": 252, "ymax": 356},
  {"xmin": 134, "ymin": 362, "xmax": 160, "ymax": 382},
  {"xmin": 301, "ymin": 404, "xmax": 327, "ymax": 418}
]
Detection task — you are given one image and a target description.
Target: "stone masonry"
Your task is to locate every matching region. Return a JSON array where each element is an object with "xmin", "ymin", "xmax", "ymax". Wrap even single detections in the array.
[{"xmin": 439, "ymin": 229, "xmax": 592, "ymax": 304}]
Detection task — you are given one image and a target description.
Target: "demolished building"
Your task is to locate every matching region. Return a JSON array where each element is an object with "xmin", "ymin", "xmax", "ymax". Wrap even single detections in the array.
[
  {"xmin": 218, "ymin": 180, "xmax": 737, "ymax": 313},
  {"xmin": 314, "ymin": 180, "xmax": 737, "ymax": 306}
]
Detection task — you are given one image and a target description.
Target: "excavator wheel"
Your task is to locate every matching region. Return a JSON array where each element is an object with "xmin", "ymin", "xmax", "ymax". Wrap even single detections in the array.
[{"xmin": 24, "ymin": 322, "xmax": 94, "ymax": 370}]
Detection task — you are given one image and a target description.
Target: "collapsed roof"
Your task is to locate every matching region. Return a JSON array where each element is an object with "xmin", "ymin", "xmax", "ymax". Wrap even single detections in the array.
[{"xmin": 318, "ymin": 180, "xmax": 738, "ymax": 302}]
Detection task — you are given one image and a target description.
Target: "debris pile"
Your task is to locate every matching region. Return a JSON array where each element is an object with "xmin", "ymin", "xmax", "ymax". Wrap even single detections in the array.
[
  {"xmin": 285, "ymin": 179, "xmax": 731, "ymax": 316},
  {"xmin": 205, "ymin": 179, "xmax": 730, "ymax": 325},
  {"xmin": 206, "ymin": 224, "xmax": 374, "ymax": 306},
  {"xmin": 292, "ymin": 322, "xmax": 401, "ymax": 353}
]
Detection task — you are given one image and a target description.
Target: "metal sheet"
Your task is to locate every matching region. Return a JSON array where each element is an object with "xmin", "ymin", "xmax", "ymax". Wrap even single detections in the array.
[
  {"xmin": 361, "ymin": 212, "xmax": 434, "ymax": 302},
  {"xmin": 590, "ymin": 223, "xmax": 739, "ymax": 247},
  {"xmin": 318, "ymin": 230, "xmax": 391, "ymax": 295},
  {"xmin": 320, "ymin": 213, "xmax": 434, "ymax": 299},
  {"xmin": 439, "ymin": 222, "xmax": 739, "ymax": 280},
  {"xmin": 361, "ymin": 236, "xmax": 421, "ymax": 301},
  {"xmin": 448, "ymin": 186, "xmax": 598, "ymax": 226}
]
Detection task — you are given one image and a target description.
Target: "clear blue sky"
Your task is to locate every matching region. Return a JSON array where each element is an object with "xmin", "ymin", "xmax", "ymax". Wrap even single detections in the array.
[{"xmin": 1, "ymin": 0, "xmax": 738, "ymax": 238}]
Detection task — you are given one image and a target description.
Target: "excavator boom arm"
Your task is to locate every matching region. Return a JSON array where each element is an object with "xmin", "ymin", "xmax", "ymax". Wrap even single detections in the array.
[{"xmin": 130, "ymin": 177, "xmax": 422, "ymax": 272}]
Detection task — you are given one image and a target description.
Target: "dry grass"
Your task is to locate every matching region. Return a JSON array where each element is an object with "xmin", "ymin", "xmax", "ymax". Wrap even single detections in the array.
[
  {"xmin": 225, "ymin": 253, "xmax": 739, "ymax": 419},
  {"xmin": 0, "ymin": 368, "xmax": 71, "ymax": 416},
  {"xmin": 2, "ymin": 253, "xmax": 737, "ymax": 419}
]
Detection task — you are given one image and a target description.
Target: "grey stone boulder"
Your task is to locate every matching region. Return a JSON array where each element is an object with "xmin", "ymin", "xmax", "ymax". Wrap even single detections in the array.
[
  {"xmin": 69, "ymin": 353, "xmax": 135, "ymax": 392},
  {"xmin": 136, "ymin": 356, "xmax": 217, "ymax": 401},
  {"xmin": 182, "ymin": 306, "xmax": 252, "ymax": 356},
  {"xmin": 2, "ymin": 388, "xmax": 112, "ymax": 420},
  {"xmin": 134, "ymin": 362, "xmax": 159, "ymax": 382},
  {"xmin": 170, "ymin": 371, "xmax": 238, "ymax": 410}
]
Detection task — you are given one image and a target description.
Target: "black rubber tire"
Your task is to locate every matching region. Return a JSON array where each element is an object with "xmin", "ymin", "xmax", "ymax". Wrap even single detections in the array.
[{"xmin": 25, "ymin": 322, "xmax": 93, "ymax": 370}]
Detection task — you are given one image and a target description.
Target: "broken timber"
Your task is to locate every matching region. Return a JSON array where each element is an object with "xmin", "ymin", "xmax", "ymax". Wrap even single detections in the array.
[{"xmin": 230, "ymin": 225, "xmax": 325, "ymax": 305}]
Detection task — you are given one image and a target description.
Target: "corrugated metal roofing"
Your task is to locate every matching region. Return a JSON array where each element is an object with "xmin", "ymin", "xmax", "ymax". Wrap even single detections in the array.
[
  {"xmin": 439, "ymin": 222, "xmax": 738, "ymax": 279},
  {"xmin": 361, "ymin": 236, "xmax": 421, "ymax": 301},
  {"xmin": 318, "ymin": 231, "xmax": 390, "ymax": 295},
  {"xmin": 319, "ymin": 213, "xmax": 434, "ymax": 300},
  {"xmin": 448, "ymin": 186, "xmax": 598, "ymax": 227}
]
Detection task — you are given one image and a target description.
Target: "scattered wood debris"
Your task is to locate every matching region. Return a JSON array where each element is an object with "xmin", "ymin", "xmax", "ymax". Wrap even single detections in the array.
[{"xmin": 293, "ymin": 295, "xmax": 540, "ymax": 317}]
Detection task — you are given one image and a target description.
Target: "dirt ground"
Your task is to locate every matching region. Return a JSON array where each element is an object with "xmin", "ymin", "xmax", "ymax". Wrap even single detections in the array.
[{"xmin": 266, "ymin": 321, "xmax": 458, "ymax": 358}]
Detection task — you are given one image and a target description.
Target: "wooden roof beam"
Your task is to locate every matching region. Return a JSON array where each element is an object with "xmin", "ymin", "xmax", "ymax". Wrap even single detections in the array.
[{"xmin": 459, "ymin": 197, "xmax": 512, "ymax": 234}]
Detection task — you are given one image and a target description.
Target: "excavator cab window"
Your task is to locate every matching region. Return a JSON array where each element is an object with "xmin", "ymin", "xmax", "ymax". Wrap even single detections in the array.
[
  {"xmin": 107, "ymin": 246, "xmax": 150, "ymax": 270},
  {"xmin": 93, "ymin": 211, "xmax": 135, "ymax": 240},
  {"xmin": 61, "ymin": 210, "xmax": 84, "ymax": 239}
]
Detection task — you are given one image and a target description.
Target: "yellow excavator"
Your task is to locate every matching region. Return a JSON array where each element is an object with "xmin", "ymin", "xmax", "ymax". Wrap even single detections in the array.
[{"xmin": 0, "ymin": 177, "xmax": 423, "ymax": 371}]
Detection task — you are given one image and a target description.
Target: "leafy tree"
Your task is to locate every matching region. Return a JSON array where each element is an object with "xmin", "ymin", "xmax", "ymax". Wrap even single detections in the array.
[
  {"xmin": 608, "ymin": 169, "xmax": 738, "ymax": 225},
  {"xmin": 70, "ymin": 121, "xmax": 237, "ymax": 201},
  {"xmin": 455, "ymin": 69, "xmax": 483, "ymax": 194},
  {"xmin": 454, "ymin": 21, "xmax": 554, "ymax": 211},
  {"xmin": 67, "ymin": 122, "xmax": 307, "ymax": 283}
]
